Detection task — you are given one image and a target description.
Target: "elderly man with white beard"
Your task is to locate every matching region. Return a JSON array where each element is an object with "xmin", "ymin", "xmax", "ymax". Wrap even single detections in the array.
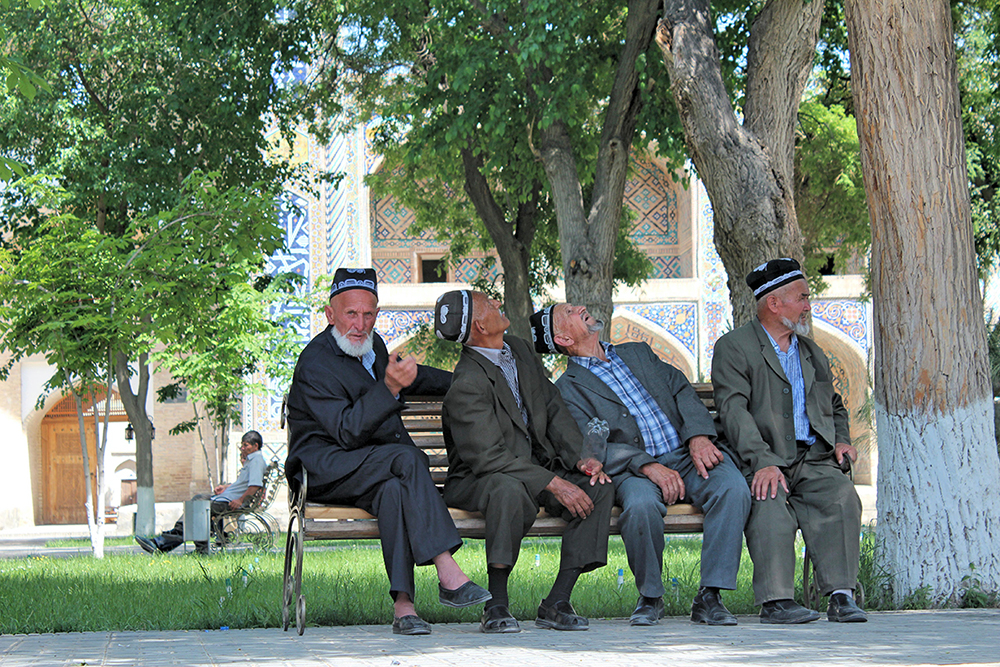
[
  {"xmin": 712, "ymin": 258, "xmax": 866, "ymax": 624},
  {"xmin": 285, "ymin": 268, "xmax": 490, "ymax": 636}
]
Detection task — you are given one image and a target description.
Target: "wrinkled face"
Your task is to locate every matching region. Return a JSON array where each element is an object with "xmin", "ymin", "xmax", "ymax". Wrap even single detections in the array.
[
  {"xmin": 771, "ymin": 279, "xmax": 811, "ymax": 332},
  {"xmin": 552, "ymin": 303, "xmax": 602, "ymax": 346},
  {"xmin": 473, "ymin": 293, "xmax": 510, "ymax": 337},
  {"xmin": 325, "ymin": 289, "xmax": 379, "ymax": 345}
]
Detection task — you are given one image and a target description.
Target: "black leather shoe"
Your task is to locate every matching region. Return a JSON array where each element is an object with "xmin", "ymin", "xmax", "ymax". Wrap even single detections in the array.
[
  {"xmin": 392, "ymin": 614, "xmax": 431, "ymax": 635},
  {"xmin": 691, "ymin": 587, "xmax": 738, "ymax": 625},
  {"xmin": 439, "ymin": 581, "xmax": 492, "ymax": 608},
  {"xmin": 536, "ymin": 599, "xmax": 589, "ymax": 631},
  {"xmin": 134, "ymin": 536, "xmax": 157, "ymax": 554},
  {"xmin": 480, "ymin": 604, "xmax": 520, "ymax": 633},
  {"xmin": 827, "ymin": 593, "xmax": 868, "ymax": 622},
  {"xmin": 629, "ymin": 596, "xmax": 664, "ymax": 626},
  {"xmin": 760, "ymin": 599, "xmax": 821, "ymax": 624}
]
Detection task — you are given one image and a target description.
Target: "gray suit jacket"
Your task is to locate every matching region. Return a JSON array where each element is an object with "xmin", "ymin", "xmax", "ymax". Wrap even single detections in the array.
[
  {"xmin": 555, "ymin": 341, "xmax": 718, "ymax": 479},
  {"xmin": 442, "ymin": 335, "xmax": 584, "ymax": 503},
  {"xmin": 711, "ymin": 319, "xmax": 850, "ymax": 475}
]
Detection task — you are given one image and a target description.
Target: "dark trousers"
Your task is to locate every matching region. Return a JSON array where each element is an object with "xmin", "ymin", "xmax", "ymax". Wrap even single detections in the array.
[
  {"xmin": 449, "ymin": 467, "xmax": 614, "ymax": 572},
  {"xmin": 308, "ymin": 444, "xmax": 462, "ymax": 601}
]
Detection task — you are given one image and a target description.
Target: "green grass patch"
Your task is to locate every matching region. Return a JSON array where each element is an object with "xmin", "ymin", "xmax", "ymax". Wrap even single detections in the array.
[{"xmin": 0, "ymin": 534, "xmax": 839, "ymax": 633}]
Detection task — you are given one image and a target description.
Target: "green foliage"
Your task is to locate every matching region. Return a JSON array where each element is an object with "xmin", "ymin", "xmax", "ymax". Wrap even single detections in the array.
[
  {"xmin": 403, "ymin": 323, "xmax": 462, "ymax": 372},
  {"xmin": 794, "ymin": 98, "xmax": 870, "ymax": 284},
  {"xmin": 856, "ymin": 527, "xmax": 897, "ymax": 611}
]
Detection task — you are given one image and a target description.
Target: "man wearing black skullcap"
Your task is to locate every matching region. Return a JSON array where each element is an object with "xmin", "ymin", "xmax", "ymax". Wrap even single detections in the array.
[
  {"xmin": 435, "ymin": 290, "xmax": 614, "ymax": 634},
  {"xmin": 532, "ymin": 303, "xmax": 750, "ymax": 627},
  {"xmin": 712, "ymin": 259, "xmax": 866, "ymax": 624},
  {"xmin": 285, "ymin": 269, "xmax": 489, "ymax": 636}
]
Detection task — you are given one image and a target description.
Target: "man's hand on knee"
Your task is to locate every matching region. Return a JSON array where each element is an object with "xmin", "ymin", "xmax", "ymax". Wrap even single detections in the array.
[
  {"xmin": 687, "ymin": 436, "xmax": 724, "ymax": 479},
  {"xmin": 751, "ymin": 465, "xmax": 789, "ymax": 501},
  {"xmin": 639, "ymin": 462, "xmax": 685, "ymax": 504},
  {"xmin": 545, "ymin": 475, "xmax": 595, "ymax": 519}
]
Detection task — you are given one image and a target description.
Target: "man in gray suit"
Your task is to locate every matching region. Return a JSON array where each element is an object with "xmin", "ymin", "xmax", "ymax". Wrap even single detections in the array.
[
  {"xmin": 436, "ymin": 290, "xmax": 614, "ymax": 634},
  {"xmin": 532, "ymin": 304, "xmax": 750, "ymax": 626},
  {"xmin": 712, "ymin": 258, "xmax": 866, "ymax": 624}
]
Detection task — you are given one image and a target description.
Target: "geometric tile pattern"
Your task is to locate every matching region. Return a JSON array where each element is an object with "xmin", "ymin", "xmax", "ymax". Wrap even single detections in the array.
[
  {"xmin": 811, "ymin": 300, "xmax": 870, "ymax": 353},
  {"xmin": 610, "ymin": 317, "xmax": 691, "ymax": 379},
  {"xmin": 648, "ymin": 255, "xmax": 682, "ymax": 279},
  {"xmin": 624, "ymin": 160, "xmax": 678, "ymax": 246},
  {"xmin": 372, "ymin": 193, "xmax": 441, "ymax": 249},
  {"xmin": 617, "ymin": 303, "xmax": 698, "ymax": 358},
  {"xmin": 373, "ymin": 257, "xmax": 412, "ymax": 284},
  {"xmin": 698, "ymin": 181, "xmax": 732, "ymax": 375},
  {"xmin": 376, "ymin": 310, "xmax": 434, "ymax": 349},
  {"xmin": 456, "ymin": 257, "xmax": 501, "ymax": 284}
]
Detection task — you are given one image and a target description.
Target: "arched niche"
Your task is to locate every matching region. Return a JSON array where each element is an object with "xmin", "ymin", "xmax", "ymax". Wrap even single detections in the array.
[
  {"xmin": 811, "ymin": 326, "xmax": 874, "ymax": 485},
  {"xmin": 609, "ymin": 314, "xmax": 695, "ymax": 380}
]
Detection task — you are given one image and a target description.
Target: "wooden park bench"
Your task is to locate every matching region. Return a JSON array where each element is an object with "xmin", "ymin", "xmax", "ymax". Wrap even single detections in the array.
[{"xmin": 279, "ymin": 382, "xmax": 838, "ymax": 634}]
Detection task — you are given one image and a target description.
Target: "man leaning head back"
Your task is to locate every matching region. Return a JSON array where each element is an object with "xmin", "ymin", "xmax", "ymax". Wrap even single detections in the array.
[
  {"xmin": 326, "ymin": 267, "xmax": 379, "ymax": 358},
  {"xmin": 529, "ymin": 303, "xmax": 604, "ymax": 358},
  {"xmin": 434, "ymin": 290, "xmax": 509, "ymax": 348}
]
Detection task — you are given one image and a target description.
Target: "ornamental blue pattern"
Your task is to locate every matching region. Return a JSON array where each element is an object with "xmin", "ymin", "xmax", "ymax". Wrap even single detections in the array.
[{"xmin": 573, "ymin": 343, "xmax": 681, "ymax": 457}]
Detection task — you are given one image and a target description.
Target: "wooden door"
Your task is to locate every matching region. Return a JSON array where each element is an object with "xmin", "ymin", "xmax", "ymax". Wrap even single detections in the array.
[{"xmin": 41, "ymin": 419, "xmax": 97, "ymax": 524}]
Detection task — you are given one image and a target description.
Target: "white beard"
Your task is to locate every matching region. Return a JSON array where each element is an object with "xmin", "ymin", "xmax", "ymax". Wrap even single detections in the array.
[
  {"xmin": 588, "ymin": 319, "xmax": 604, "ymax": 334},
  {"xmin": 332, "ymin": 327, "xmax": 375, "ymax": 358},
  {"xmin": 781, "ymin": 316, "xmax": 811, "ymax": 337}
]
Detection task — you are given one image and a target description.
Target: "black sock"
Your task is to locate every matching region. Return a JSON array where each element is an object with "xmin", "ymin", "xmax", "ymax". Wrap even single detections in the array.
[
  {"xmin": 543, "ymin": 566, "xmax": 583, "ymax": 606},
  {"xmin": 486, "ymin": 565, "xmax": 510, "ymax": 610}
]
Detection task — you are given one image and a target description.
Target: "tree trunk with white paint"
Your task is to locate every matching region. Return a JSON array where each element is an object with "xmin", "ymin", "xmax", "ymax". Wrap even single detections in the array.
[{"xmin": 846, "ymin": 0, "xmax": 1000, "ymax": 602}]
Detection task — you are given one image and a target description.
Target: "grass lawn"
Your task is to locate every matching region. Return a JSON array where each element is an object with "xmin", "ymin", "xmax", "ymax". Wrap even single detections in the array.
[{"xmin": 0, "ymin": 533, "xmax": 850, "ymax": 634}]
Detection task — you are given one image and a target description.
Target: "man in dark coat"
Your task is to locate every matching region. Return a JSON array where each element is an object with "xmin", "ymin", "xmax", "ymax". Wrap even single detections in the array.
[
  {"xmin": 533, "ymin": 303, "xmax": 750, "ymax": 626},
  {"xmin": 435, "ymin": 289, "xmax": 614, "ymax": 634},
  {"xmin": 712, "ymin": 258, "xmax": 866, "ymax": 624},
  {"xmin": 285, "ymin": 268, "xmax": 489, "ymax": 635}
]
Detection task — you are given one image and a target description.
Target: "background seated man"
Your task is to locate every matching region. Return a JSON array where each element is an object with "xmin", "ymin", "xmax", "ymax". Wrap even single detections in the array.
[
  {"xmin": 436, "ymin": 289, "xmax": 614, "ymax": 634},
  {"xmin": 135, "ymin": 430, "xmax": 266, "ymax": 555},
  {"xmin": 533, "ymin": 303, "xmax": 750, "ymax": 626},
  {"xmin": 284, "ymin": 268, "xmax": 489, "ymax": 636},
  {"xmin": 712, "ymin": 258, "xmax": 866, "ymax": 624}
]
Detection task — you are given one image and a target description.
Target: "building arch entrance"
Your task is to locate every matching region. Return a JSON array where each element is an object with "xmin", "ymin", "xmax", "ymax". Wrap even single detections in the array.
[{"xmin": 39, "ymin": 390, "xmax": 130, "ymax": 524}]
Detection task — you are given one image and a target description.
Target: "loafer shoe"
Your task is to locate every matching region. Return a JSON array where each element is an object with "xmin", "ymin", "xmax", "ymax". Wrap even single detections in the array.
[
  {"xmin": 481, "ymin": 604, "xmax": 520, "ymax": 633},
  {"xmin": 134, "ymin": 535, "xmax": 157, "ymax": 554},
  {"xmin": 827, "ymin": 593, "xmax": 868, "ymax": 623},
  {"xmin": 392, "ymin": 614, "xmax": 431, "ymax": 635},
  {"xmin": 536, "ymin": 599, "xmax": 589, "ymax": 631},
  {"xmin": 760, "ymin": 599, "xmax": 821, "ymax": 624},
  {"xmin": 438, "ymin": 581, "xmax": 492, "ymax": 608},
  {"xmin": 691, "ymin": 587, "xmax": 737, "ymax": 626},
  {"xmin": 629, "ymin": 596, "xmax": 664, "ymax": 626}
]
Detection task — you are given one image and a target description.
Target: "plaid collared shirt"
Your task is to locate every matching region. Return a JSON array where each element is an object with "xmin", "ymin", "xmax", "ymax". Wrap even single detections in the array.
[
  {"xmin": 762, "ymin": 325, "xmax": 815, "ymax": 446},
  {"xmin": 572, "ymin": 343, "xmax": 681, "ymax": 457}
]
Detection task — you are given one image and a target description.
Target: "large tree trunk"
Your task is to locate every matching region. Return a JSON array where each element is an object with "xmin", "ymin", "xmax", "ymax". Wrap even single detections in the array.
[
  {"xmin": 541, "ymin": 0, "xmax": 660, "ymax": 330},
  {"xmin": 656, "ymin": 0, "xmax": 819, "ymax": 325},
  {"xmin": 460, "ymin": 146, "xmax": 539, "ymax": 341},
  {"xmin": 846, "ymin": 0, "xmax": 1000, "ymax": 601},
  {"xmin": 115, "ymin": 350, "xmax": 155, "ymax": 536}
]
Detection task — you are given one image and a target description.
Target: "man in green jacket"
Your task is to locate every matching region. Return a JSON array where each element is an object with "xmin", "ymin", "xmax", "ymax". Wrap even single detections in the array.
[{"xmin": 712, "ymin": 258, "xmax": 866, "ymax": 624}]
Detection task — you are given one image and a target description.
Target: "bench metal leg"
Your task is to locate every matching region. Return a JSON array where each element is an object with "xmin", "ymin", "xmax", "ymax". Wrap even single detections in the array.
[{"xmin": 282, "ymin": 470, "xmax": 308, "ymax": 635}]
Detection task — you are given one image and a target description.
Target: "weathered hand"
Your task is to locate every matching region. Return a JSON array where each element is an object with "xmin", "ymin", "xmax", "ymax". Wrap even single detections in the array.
[
  {"xmin": 545, "ymin": 475, "xmax": 595, "ymax": 519},
  {"xmin": 576, "ymin": 458, "xmax": 610, "ymax": 486},
  {"xmin": 384, "ymin": 354, "xmax": 418, "ymax": 396},
  {"xmin": 688, "ymin": 435, "xmax": 724, "ymax": 479},
  {"xmin": 639, "ymin": 462, "xmax": 685, "ymax": 504},
  {"xmin": 751, "ymin": 465, "xmax": 789, "ymax": 501},
  {"xmin": 228, "ymin": 498, "xmax": 242, "ymax": 510},
  {"xmin": 834, "ymin": 442, "xmax": 857, "ymax": 466}
]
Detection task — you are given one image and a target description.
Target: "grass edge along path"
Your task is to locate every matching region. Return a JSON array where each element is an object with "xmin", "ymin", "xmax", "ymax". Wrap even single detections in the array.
[{"xmin": 0, "ymin": 531, "xmax": 932, "ymax": 634}]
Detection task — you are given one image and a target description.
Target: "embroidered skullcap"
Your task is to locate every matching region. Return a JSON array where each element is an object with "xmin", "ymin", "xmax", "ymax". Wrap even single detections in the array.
[
  {"xmin": 330, "ymin": 267, "xmax": 378, "ymax": 299},
  {"xmin": 529, "ymin": 305, "xmax": 558, "ymax": 354},
  {"xmin": 434, "ymin": 290, "xmax": 474, "ymax": 343},
  {"xmin": 746, "ymin": 258, "xmax": 805, "ymax": 300}
]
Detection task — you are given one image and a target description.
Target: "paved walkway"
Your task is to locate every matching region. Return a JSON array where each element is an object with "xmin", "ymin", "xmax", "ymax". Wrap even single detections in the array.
[{"xmin": 0, "ymin": 610, "xmax": 998, "ymax": 666}]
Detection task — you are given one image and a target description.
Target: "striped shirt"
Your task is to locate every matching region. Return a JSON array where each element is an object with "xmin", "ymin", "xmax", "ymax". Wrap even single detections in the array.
[
  {"xmin": 572, "ymin": 343, "xmax": 681, "ymax": 457},
  {"xmin": 762, "ymin": 326, "xmax": 815, "ymax": 445}
]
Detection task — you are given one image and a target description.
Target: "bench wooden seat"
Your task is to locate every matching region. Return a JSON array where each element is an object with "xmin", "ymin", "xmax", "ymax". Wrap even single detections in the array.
[{"xmin": 280, "ymin": 385, "xmax": 713, "ymax": 635}]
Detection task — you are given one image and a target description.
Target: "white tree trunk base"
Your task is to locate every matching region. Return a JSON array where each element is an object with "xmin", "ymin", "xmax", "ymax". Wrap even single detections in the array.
[
  {"xmin": 876, "ymin": 400, "xmax": 1000, "ymax": 603},
  {"xmin": 134, "ymin": 486, "xmax": 157, "ymax": 537}
]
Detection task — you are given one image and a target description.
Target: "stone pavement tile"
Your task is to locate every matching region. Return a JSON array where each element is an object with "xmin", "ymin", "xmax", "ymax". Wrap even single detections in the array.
[{"xmin": 0, "ymin": 611, "xmax": 998, "ymax": 666}]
